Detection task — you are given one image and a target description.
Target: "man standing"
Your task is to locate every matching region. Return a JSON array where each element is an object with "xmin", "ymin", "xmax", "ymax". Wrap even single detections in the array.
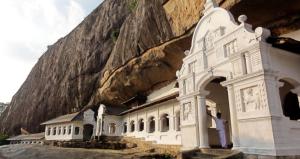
[{"xmin": 208, "ymin": 112, "xmax": 228, "ymax": 148}]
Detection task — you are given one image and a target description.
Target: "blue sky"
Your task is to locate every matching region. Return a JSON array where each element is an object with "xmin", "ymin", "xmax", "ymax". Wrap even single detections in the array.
[{"xmin": 0, "ymin": 0, "xmax": 103, "ymax": 102}]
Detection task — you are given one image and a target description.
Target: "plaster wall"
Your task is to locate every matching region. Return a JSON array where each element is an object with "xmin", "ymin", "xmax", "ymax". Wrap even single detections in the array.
[
  {"xmin": 122, "ymin": 99, "xmax": 181, "ymax": 145},
  {"xmin": 44, "ymin": 121, "xmax": 83, "ymax": 141}
]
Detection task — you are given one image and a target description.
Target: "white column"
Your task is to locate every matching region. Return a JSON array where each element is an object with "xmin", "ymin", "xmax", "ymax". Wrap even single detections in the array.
[
  {"xmin": 159, "ymin": 118, "xmax": 162, "ymax": 132},
  {"xmin": 227, "ymin": 85, "xmax": 240, "ymax": 148},
  {"xmin": 197, "ymin": 92, "xmax": 209, "ymax": 148},
  {"xmin": 71, "ymin": 124, "xmax": 74, "ymax": 136},
  {"xmin": 108, "ymin": 124, "xmax": 111, "ymax": 134},
  {"xmin": 99, "ymin": 117, "xmax": 103, "ymax": 136},
  {"xmin": 170, "ymin": 115, "xmax": 175, "ymax": 131},
  {"xmin": 95, "ymin": 118, "xmax": 100, "ymax": 136},
  {"xmin": 292, "ymin": 86, "xmax": 300, "ymax": 109}
]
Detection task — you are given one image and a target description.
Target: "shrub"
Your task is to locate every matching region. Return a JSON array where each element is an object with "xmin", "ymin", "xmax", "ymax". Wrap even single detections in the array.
[
  {"xmin": 0, "ymin": 133, "xmax": 9, "ymax": 146},
  {"xmin": 111, "ymin": 30, "xmax": 120, "ymax": 43},
  {"xmin": 128, "ymin": 0, "xmax": 138, "ymax": 12}
]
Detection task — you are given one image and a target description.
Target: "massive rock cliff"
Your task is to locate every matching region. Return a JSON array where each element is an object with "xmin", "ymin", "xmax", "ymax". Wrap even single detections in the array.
[{"xmin": 1, "ymin": 0, "xmax": 300, "ymax": 135}]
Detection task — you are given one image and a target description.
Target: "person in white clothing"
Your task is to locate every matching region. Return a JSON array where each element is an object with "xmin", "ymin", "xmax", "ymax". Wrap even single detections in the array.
[{"xmin": 208, "ymin": 112, "xmax": 228, "ymax": 148}]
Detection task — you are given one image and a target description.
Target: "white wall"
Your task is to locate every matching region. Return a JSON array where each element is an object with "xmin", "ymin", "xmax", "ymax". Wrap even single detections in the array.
[
  {"xmin": 102, "ymin": 115, "xmax": 123, "ymax": 136},
  {"xmin": 121, "ymin": 99, "xmax": 181, "ymax": 145},
  {"xmin": 281, "ymin": 29, "xmax": 300, "ymax": 41},
  {"xmin": 44, "ymin": 121, "xmax": 83, "ymax": 141}
]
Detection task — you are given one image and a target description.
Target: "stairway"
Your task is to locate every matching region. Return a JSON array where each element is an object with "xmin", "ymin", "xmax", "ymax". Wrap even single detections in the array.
[
  {"xmin": 122, "ymin": 136, "xmax": 181, "ymax": 156},
  {"xmin": 189, "ymin": 149, "xmax": 243, "ymax": 159}
]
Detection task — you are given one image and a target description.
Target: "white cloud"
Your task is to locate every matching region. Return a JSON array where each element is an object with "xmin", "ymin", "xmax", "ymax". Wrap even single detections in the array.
[{"xmin": 0, "ymin": 0, "xmax": 97, "ymax": 102}]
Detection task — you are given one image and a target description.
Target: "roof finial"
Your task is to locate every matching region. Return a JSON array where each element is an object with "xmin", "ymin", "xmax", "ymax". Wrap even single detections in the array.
[{"xmin": 204, "ymin": 0, "xmax": 218, "ymax": 13}]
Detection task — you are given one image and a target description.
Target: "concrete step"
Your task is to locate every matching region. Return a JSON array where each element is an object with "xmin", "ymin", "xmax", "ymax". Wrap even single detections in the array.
[
  {"xmin": 190, "ymin": 149, "xmax": 243, "ymax": 159},
  {"xmin": 199, "ymin": 148, "xmax": 233, "ymax": 155},
  {"xmin": 191, "ymin": 153, "xmax": 217, "ymax": 159}
]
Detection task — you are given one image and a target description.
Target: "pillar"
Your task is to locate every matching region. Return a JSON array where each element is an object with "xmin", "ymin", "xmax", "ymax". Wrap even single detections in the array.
[
  {"xmin": 197, "ymin": 91, "xmax": 210, "ymax": 148},
  {"xmin": 291, "ymin": 86, "xmax": 300, "ymax": 109},
  {"xmin": 170, "ymin": 115, "xmax": 175, "ymax": 131},
  {"xmin": 100, "ymin": 118, "xmax": 103, "ymax": 136},
  {"xmin": 156, "ymin": 117, "xmax": 159, "ymax": 132},
  {"xmin": 95, "ymin": 118, "xmax": 99, "ymax": 136},
  {"xmin": 227, "ymin": 85, "xmax": 240, "ymax": 148}
]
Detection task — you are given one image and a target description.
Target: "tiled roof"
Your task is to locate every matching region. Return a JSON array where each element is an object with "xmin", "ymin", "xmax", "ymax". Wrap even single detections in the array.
[
  {"xmin": 119, "ymin": 91, "xmax": 178, "ymax": 115},
  {"xmin": 40, "ymin": 112, "xmax": 80, "ymax": 125},
  {"xmin": 7, "ymin": 132, "xmax": 45, "ymax": 141}
]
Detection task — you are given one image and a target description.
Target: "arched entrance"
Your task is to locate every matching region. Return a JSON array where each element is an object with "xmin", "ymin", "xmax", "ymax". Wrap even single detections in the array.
[
  {"xmin": 201, "ymin": 77, "xmax": 232, "ymax": 148},
  {"xmin": 148, "ymin": 116, "xmax": 155, "ymax": 133},
  {"xmin": 160, "ymin": 114, "xmax": 170, "ymax": 132},
  {"xmin": 83, "ymin": 124, "xmax": 94, "ymax": 141},
  {"xmin": 279, "ymin": 79, "xmax": 300, "ymax": 120},
  {"xmin": 138, "ymin": 119, "xmax": 144, "ymax": 132}
]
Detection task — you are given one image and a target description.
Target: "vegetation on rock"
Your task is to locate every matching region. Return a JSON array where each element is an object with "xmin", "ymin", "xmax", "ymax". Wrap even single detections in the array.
[
  {"xmin": 128, "ymin": 0, "xmax": 138, "ymax": 12},
  {"xmin": 110, "ymin": 29, "xmax": 120, "ymax": 43}
]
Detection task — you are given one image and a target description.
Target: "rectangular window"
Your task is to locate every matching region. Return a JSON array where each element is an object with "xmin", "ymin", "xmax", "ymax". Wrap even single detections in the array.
[
  {"xmin": 188, "ymin": 61, "xmax": 196, "ymax": 73},
  {"xmin": 47, "ymin": 127, "xmax": 51, "ymax": 136},
  {"xmin": 53, "ymin": 127, "xmax": 56, "ymax": 135},
  {"xmin": 224, "ymin": 39, "xmax": 237, "ymax": 56},
  {"xmin": 58, "ymin": 127, "xmax": 61, "ymax": 135},
  {"xmin": 63, "ymin": 127, "xmax": 66, "ymax": 135},
  {"xmin": 68, "ymin": 126, "xmax": 72, "ymax": 135},
  {"xmin": 75, "ymin": 127, "xmax": 80, "ymax": 135}
]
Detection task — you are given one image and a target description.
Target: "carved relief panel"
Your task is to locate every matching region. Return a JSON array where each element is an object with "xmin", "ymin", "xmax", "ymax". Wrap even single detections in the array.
[
  {"xmin": 238, "ymin": 82, "xmax": 267, "ymax": 113},
  {"xmin": 241, "ymin": 86, "xmax": 261, "ymax": 112},
  {"xmin": 204, "ymin": 31, "xmax": 214, "ymax": 51},
  {"xmin": 224, "ymin": 39, "xmax": 237, "ymax": 56},
  {"xmin": 232, "ymin": 60, "xmax": 243, "ymax": 77},
  {"xmin": 183, "ymin": 102, "xmax": 193, "ymax": 121},
  {"xmin": 186, "ymin": 77, "xmax": 194, "ymax": 93}
]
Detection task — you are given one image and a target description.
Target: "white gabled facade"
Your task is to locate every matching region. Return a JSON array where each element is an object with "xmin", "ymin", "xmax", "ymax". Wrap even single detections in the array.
[
  {"xmin": 43, "ymin": 109, "xmax": 96, "ymax": 141},
  {"xmin": 176, "ymin": 0, "xmax": 300, "ymax": 156}
]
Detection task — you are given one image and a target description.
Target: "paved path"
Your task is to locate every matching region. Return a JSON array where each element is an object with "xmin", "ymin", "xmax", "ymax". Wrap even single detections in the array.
[{"xmin": 0, "ymin": 144, "xmax": 155, "ymax": 159}]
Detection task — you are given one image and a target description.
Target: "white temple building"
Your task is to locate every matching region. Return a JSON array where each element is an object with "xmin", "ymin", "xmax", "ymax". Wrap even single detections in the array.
[
  {"xmin": 41, "ymin": 109, "xmax": 96, "ymax": 141},
  {"xmin": 42, "ymin": 0, "xmax": 300, "ymax": 157}
]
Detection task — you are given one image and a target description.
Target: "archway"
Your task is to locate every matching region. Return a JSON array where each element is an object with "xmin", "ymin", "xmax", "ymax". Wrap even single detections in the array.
[
  {"xmin": 160, "ymin": 114, "xmax": 169, "ymax": 132},
  {"xmin": 130, "ymin": 120, "xmax": 135, "ymax": 132},
  {"xmin": 108, "ymin": 123, "xmax": 116, "ymax": 135},
  {"xmin": 203, "ymin": 77, "xmax": 232, "ymax": 148},
  {"xmin": 123, "ymin": 122, "xmax": 127, "ymax": 133},
  {"xmin": 83, "ymin": 124, "xmax": 94, "ymax": 141},
  {"xmin": 279, "ymin": 79, "xmax": 300, "ymax": 120},
  {"xmin": 138, "ymin": 119, "xmax": 144, "ymax": 132},
  {"xmin": 148, "ymin": 116, "xmax": 155, "ymax": 133}
]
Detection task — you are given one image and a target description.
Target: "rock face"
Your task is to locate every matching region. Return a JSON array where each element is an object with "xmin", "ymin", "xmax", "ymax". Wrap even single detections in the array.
[{"xmin": 1, "ymin": 0, "xmax": 300, "ymax": 135}]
